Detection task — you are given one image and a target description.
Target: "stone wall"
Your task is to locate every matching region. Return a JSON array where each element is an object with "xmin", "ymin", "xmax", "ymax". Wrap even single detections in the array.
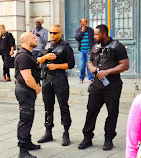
[
  {"xmin": 0, "ymin": 0, "xmax": 65, "ymax": 46},
  {"xmin": 0, "ymin": 0, "xmax": 24, "ymax": 46}
]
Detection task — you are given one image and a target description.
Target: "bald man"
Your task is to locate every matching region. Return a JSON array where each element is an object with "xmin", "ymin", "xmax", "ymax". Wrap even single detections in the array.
[
  {"xmin": 37, "ymin": 24, "xmax": 75, "ymax": 146},
  {"xmin": 75, "ymin": 18, "xmax": 96, "ymax": 83},
  {"xmin": 15, "ymin": 32, "xmax": 56, "ymax": 158}
]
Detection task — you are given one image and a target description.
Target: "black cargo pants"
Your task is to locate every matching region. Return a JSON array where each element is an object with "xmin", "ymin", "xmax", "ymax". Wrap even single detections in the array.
[
  {"xmin": 42, "ymin": 73, "xmax": 71, "ymax": 131},
  {"xmin": 83, "ymin": 85, "xmax": 122, "ymax": 140},
  {"xmin": 15, "ymin": 86, "xmax": 36, "ymax": 148},
  {"xmin": 1, "ymin": 51, "xmax": 10, "ymax": 78}
]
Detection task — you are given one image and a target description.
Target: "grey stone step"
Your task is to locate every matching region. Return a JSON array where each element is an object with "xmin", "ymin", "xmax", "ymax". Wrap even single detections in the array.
[
  {"xmin": 0, "ymin": 78, "xmax": 140, "ymax": 109},
  {"xmin": 0, "ymin": 91, "xmax": 135, "ymax": 109},
  {"xmin": 0, "ymin": 81, "xmax": 140, "ymax": 96}
]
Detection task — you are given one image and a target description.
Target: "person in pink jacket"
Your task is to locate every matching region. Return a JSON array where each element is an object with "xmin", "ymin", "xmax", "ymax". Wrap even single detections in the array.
[{"xmin": 126, "ymin": 94, "xmax": 141, "ymax": 158}]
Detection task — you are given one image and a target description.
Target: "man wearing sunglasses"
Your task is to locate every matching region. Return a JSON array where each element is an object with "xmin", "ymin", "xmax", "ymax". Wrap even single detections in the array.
[{"xmin": 37, "ymin": 24, "xmax": 75, "ymax": 146}]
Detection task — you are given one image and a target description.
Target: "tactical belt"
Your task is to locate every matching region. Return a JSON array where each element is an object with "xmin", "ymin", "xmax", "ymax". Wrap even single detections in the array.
[
  {"xmin": 15, "ymin": 80, "xmax": 35, "ymax": 92},
  {"xmin": 46, "ymin": 70, "xmax": 65, "ymax": 76}
]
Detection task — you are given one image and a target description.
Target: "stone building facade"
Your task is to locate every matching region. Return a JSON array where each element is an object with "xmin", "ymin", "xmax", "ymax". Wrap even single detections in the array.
[{"xmin": 0, "ymin": 0, "xmax": 65, "ymax": 47}]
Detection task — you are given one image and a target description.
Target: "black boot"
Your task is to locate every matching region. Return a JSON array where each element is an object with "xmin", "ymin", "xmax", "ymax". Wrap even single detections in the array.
[
  {"xmin": 62, "ymin": 131, "xmax": 70, "ymax": 146},
  {"xmin": 19, "ymin": 148, "xmax": 37, "ymax": 158},
  {"xmin": 103, "ymin": 138, "xmax": 113, "ymax": 151},
  {"xmin": 37, "ymin": 129, "xmax": 53, "ymax": 143},
  {"xmin": 27, "ymin": 142, "xmax": 41, "ymax": 150},
  {"xmin": 78, "ymin": 137, "xmax": 92, "ymax": 149}
]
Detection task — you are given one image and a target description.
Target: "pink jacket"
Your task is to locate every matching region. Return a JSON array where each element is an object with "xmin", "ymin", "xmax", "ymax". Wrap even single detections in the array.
[{"xmin": 126, "ymin": 94, "xmax": 141, "ymax": 158}]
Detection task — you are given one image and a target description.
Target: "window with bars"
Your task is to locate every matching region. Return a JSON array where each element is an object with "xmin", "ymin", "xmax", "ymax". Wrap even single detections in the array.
[
  {"xmin": 88, "ymin": 0, "xmax": 134, "ymax": 40},
  {"xmin": 114, "ymin": 0, "xmax": 133, "ymax": 39},
  {"xmin": 88, "ymin": 0, "xmax": 106, "ymax": 29}
]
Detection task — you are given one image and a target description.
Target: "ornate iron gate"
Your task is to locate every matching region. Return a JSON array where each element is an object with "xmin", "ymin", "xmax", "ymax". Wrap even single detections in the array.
[{"xmin": 88, "ymin": 0, "xmax": 138, "ymax": 78}]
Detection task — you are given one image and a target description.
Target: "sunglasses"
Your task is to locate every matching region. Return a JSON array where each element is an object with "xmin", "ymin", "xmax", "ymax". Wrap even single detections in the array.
[{"xmin": 50, "ymin": 32, "xmax": 60, "ymax": 35}]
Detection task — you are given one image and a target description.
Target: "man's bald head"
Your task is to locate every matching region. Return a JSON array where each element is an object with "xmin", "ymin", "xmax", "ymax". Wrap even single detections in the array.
[
  {"xmin": 20, "ymin": 32, "xmax": 33, "ymax": 44},
  {"xmin": 80, "ymin": 18, "xmax": 87, "ymax": 23},
  {"xmin": 20, "ymin": 32, "xmax": 37, "ymax": 51},
  {"xmin": 80, "ymin": 18, "xmax": 87, "ymax": 27}
]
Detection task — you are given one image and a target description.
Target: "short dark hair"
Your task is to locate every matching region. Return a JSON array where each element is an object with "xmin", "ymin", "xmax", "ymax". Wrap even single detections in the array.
[{"xmin": 96, "ymin": 24, "xmax": 108, "ymax": 36}]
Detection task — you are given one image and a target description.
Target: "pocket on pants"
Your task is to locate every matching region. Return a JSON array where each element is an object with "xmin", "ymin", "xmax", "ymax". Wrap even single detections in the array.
[
  {"xmin": 20, "ymin": 106, "xmax": 34, "ymax": 122},
  {"xmin": 87, "ymin": 84, "xmax": 93, "ymax": 93}
]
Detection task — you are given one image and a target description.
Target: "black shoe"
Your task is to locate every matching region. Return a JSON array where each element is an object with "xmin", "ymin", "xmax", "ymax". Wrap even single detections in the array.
[
  {"xmin": 103, "ymin": 138, "xmax": 113, "ymax": 151},
  {"xmin": 37, "ymin": 130, "xmax": 53, "ymax": 143},
  {"xmin": 62, "ymin": 131, "xmax": 70, "ymax": 146},
  {"xmin": 19, "ymin": 150, "xmax": 37, "ymax": 158},
  {"xmin": 27, "ymin": 142, "xmax": 41, "ymax": 150},
  {"xmin": 78, "ymin": 138, "xmax": 92, "ymax": 149}
]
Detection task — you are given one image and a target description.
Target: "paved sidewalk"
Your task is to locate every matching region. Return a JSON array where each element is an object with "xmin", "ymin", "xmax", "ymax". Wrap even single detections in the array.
[
  {"xmin": 0, "ymin": 100, "xmax": 129, "ymax": 158},
  {"xmin": 0, "ymin": 57, "xmax": 139, "ymax": 158}
]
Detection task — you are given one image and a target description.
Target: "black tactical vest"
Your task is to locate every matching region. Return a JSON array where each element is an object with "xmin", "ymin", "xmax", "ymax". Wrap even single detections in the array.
[
  {"xmin": 91, "ymin": 40, "xmax": 119, "ymax": 70},
  {"xmin": 42, "ymin": 40, "xmax": 67, "ymax": 75},
  {"xmin": 43, "ymin": 40, "xmax": 67, "ymax": 62}
]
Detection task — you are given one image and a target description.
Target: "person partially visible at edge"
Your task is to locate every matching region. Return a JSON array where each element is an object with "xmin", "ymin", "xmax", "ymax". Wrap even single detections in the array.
[
  {"xmin": 37, "ymin": 24, "xmax": 75, "ymax": 146},
  {"xmin": 126, "ymin": 94, "xmax": 141, "ymax": 158},
  {"xmin": 0, "ymin": 24, "xmax": 15, "ymax": 82},
  {"xmin": 32, "ymin": 16, "xmax": 48, "ymax": 61},
  {"xmin": 15, "ymin": 32, "xmax": 54, "ymax": 158},
  {"xmin": 75, "ymin": 18, "xmax": 96, "ymax": 83},
  {"xmin": 78, "ymin": 24, "xmax": 129, "ymax": 151}
]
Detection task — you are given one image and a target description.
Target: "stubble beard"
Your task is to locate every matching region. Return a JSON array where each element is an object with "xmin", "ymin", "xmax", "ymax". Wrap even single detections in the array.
[
  {"xmin": 97, "ymin": 39, "xmax": 104, "ymax": 44},
  {"xmin": 30, "ymin": 42, "xmax": 37, "ymax": 48}
]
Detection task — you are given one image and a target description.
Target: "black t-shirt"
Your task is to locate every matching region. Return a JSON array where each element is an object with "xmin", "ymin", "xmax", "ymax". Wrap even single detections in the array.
[
  {"xmin": 90, "ymin": 38, "xmax": 128, "ymax": 89},
  {"xmin": 15, "ymin": 48, "xmax": 40, "ymax": 89}
]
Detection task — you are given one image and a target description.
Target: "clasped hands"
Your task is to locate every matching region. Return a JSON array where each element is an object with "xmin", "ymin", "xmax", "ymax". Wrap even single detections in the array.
[{"xmin": 37, "ymin": 53, "xmax": 57, "ymax": 70}]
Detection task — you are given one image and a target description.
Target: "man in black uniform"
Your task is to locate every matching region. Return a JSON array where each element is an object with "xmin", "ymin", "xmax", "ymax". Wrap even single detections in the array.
[
  {"xmin": 15, "ymin": 32, "xmax": 56, "ymax": 158},
  {"xmin": 37, "ymin": 24, "xmax": 75, "ymax": 146},
  {"xmin": 78, "ymin": 24, "xmax": 129, "ymax": 150}
]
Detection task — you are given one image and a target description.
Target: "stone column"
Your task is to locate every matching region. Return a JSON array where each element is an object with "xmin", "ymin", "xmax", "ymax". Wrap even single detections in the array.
[
  {"xmin": 25, "ymin": 0, "xmax": 31, "ymax": 32},
  {"xmin": 0, "ymin": 0, "xmax": 25, "ymax": 46},
  {"xmin": 50, "ymin": 0, "xmax": 65, "ymax": 36}
]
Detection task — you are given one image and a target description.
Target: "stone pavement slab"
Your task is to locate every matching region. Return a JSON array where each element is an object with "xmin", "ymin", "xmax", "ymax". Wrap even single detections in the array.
[{"xmin": 0, "ymin": 101, "xmax": 129, "ymax": 158}]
